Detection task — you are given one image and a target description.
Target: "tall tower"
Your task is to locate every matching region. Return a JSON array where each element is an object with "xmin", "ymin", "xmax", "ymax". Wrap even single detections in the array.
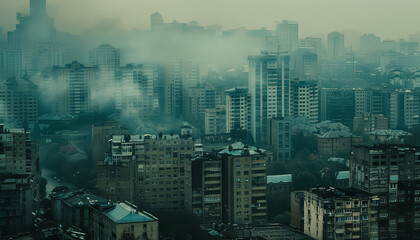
[
  {"xmin": 30, "ymin": 0, "xmax": 47, "ymax": 17},
  {"xmin": 327, "ymin": 31, "xmax": 345, "ymax": 62},
  {"xmin": 151, "ymin": 12, "xmax": 164, "ymax": 31},
  {"xmin": 248, "ymin": 52, "xmax": 291, "ymax": 144},
  {"xmin": 276, "ymin": 20, "xmax": 299, "ymax": 52}
]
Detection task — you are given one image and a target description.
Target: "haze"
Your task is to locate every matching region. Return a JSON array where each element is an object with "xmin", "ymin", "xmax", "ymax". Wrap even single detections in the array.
[{"xmin": 0, "ymin": 0, "xmax": 419, "ymax": 38}]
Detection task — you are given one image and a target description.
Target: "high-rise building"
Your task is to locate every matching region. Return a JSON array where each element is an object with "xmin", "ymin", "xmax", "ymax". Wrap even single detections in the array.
[
  {"xmin": 89, "ymin": 44, "xmax": 120, "ymax": 91},
  {"xmin": 7, "ymin": 0, "xmax": 56, "ymax": 74},
  {"xmin": 299, "ymin": 37, "xmax": 323, "ymax": 61},
  {"xmin": 292, "ymin": 80, "xmax": 318, "ymax": 124},
  {"xmin": 97, "ymin": 128, "xmax": 197, "ymax": 211},
  {"xmin": 225, "ymin": 87, "xmax": 251, "ymax": 133},
  {"xmin": 183, "ymin": 84, "xmax": 216, "ymax": 123},
  {"xmin": 269, "ymin": 117, "xmax": 292, "ymax": 162},
  {"xmin": 0, "ymin": 76, "xmax": 38, "ymax": 124},
  {"xmin": 320, "ymin": 88, "xmax": 355, "ymax": 128},
  {"xmin": 350, "ymin": 145, "xmax": 420, "ymax": 239},
  {"xmin": 219, "ymin": 142, "xmax": 271, "ymax": 224},
  {"xmin": 164, "ymin": 59, "xmax": 184, "ymax": 118},
  {"xmin": 35, "ymin": 44, "xmax": 64, "ymax": 70},
  {"xmin": 91, "ymin": 121, "xmax": 129, "ymax": 163},
  {"xmin": 183, "ymin": 60, "xmax": 200, "ymax": 88},
  {"xmin": 389, "ymin": 90, "xmax": 420, "ymax": 129},
  {"xmin": 327, "ymin": 32, "xmax": 345, "ymax": 62},
  {"xmin": 360, "ymin": 34, "xmax": 381, "ymax": 53},
  {"xmin": 271, "ymin": 20, "xmax": 298, "ymax": 53},
  {"xmin": 96, "ymin": 134, "xmax": 140, "ymax": 204},
  {"xmin": 0, "ymin": 125, "xmax": 40, "ymax": 235},
  {"xmin": 302, "ymin": 187, "xmax": 379, "ymax": 240},
  {"xmin": 292, "ymin": 49, "xmax": 318, "ymax": 81},
  {"xmin": 150, "ymin": 12, "xmax": 164, "ymax": 31},
  {"xmin": 205, "ymin": 106, "xmax": 226, "ymax": 135},
  {"xmin": 51, "ymin": 61, "xmax": 99, "ymax": 115},
  {"xmin": 248, "ymin": 52, "xmax": 291, "ymax": 143},
  {"xmin": 185, "ymin": 154, "xmax": 223, "ymax": 223},
  {"xmin": 116, "ymin": 64, "xmax": 163, "ymax": 118}
]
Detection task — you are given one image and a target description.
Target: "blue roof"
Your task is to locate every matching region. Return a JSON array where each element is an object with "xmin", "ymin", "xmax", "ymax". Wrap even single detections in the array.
[
  {"xmin": 267, "ymin": 174, "xmax": 292, "ymax": 184},
  {"xmin": 104, "ymin": 203, "xmax": 156, "ymax": 224}
]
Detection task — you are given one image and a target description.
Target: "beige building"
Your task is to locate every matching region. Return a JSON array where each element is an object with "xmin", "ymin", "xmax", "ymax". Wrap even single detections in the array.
[
  {"xmin": 292, "ymin": 80, "xmax": 319, "ymax": 124},
  {"xmin": 90, "ymin": 202, "xmax": 159, "ymax": 240},
  {"xmin": 97, "ymin": 128, "xmax": 196, "ymax": 211},
  {"xmin": 219, "ymin": 142, "xmax": 271, "ymax": 224},
  {"xmin": 225, "ymin": 87, "xmax": 251, "ymax": 133},
  {"xmin": 303, "ymin": 187, "xmax": 378, "ymax": 240},
  {"xmin": 205, "ymin": 106, "xmax": 226, "ymax": 135}
]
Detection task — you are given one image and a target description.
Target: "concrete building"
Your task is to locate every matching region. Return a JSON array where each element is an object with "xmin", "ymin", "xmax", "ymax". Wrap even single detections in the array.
[
  {"xmin": 290, "ymin": 191, "xmax": 305, "ymax": 232},
  {"xmin": 302, "ymin": 187, "xmax": 379, "ymax": 240},
  {"xmin": 350, "ymin": 145, "xmax": 420, "ymax": 239},
  {"xmin": 0, "ymin": 125, "xmax": 40, "ymax": 235},
  {"xmin": 219, "ymin": 142, "xmax": 272, "ymax": 224},
  {"xmin": 269, "ymin": 117, "xmax": 292, "ymax": 162},
  {"xmin": 299, "ymin": 37, "xmax": 323, "ymax": 62},
  {"xmin": 51, "ymin": 61, "xmax": 99, "ymax": 115},
  {"xmin": 90, "ymin": 202, "xmax": 159, "ymax": 240},
  {"xmin": 267, "ymin": 20, "xmax": 298, "ymax": 52},
  {"xmin": 91, "ymin": 121, "xmax": 128, "ymax": 163},
  {"xmin": 293, "ymin": 49, "xmax": 318, "ymax": 81},
  {"xmin": 205, "ymin": 106, "xmax": 226, "ymax": 135},
  {"xmin": 0, "ymin": 76, "xmax": 38, "ymax": 124},
  {"xmin": 318, "ymin": 130, "xmax": 362, "ymax": 160},
  {"xmin": 353, "ymin": 113, "xmax": 388, "ymax": 135},
  {"xmin": 248, "ymin": 52, "xmax": 291, "ymax": 143},
  {"xmin": 185, "ymin": 154, "xmax": 223, "ymax": 224},
  {"xmin": 327, "ymin": 32, "xmax": 345, "ymax": 62},
  {"xmin": 354, "ymin": 88, "xmax": 390, "ymax": 118},
  {"xmin": 183, "ymin": 84, "xmax": 216, "ymax": 123},
  {"xmin": 164, "ymin": 59, "xmax": 184, "ymax": 118},
  {"xmin": 389, "ymin": 90, "xmax": 420, "ymax": 129},
  {"xmin": 225, "ymin": 87, "xmax": 251, "ymax": 133},
  {"xmin": 89, "ymin": 44, "xmax": 120, "ymax": 90},
  {"xmin": 50, "ymin": 190, "xmax": 108, "ymax": 229},
  {"xmin": 116, "ymin": 64, "xmax": 163, "ymax": 118},
  {"xmin": 7, "ymin": 0, "xmax": 56, "ymax": 74},
  {"xmin": 292, "ymin": 80, "xmax": 318, "ymax": 124},
  {"xmin": 320, "ymin": 88, "xmax": 355, "ymax": 129},
  {"xmin": 267, "ymin": 174, "xmax": 292, "ymax": 198},
  {"xmin": 97, "ymin": 128, "xmax": 197, "ymax": 211}
]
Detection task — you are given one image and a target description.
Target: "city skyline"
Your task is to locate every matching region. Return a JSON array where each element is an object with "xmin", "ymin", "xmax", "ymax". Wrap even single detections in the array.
[{"xmin": 0, "ymin": 0, "xmax": 420, "ymax": 39}]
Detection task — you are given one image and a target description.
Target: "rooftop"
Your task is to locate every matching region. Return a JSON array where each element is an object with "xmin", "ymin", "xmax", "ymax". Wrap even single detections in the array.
[
  {"xmin": 267, "ymin": 174, "xmax": 292, "ymax": 184},
  {"xmin": 103, "ymin": 203, "xmax": 157, "ymax": 224},
  {"xmin": 218, "ymin": 142, "xmax": 266, "ymax": 156}
]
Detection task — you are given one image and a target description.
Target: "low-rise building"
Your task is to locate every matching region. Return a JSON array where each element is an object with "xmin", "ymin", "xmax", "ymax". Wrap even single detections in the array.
[
  {"xmin": 90, "ymin": 202, "xmax": 159, "ymax": 240},
  {"xmin": 318, "ymin": 130, "xmax": 362, "ymax": 160}
]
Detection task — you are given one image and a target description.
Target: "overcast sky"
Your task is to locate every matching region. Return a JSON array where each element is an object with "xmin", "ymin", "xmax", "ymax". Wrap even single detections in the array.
[{"xmin": 0, "ymin": 0, "xmax": 419, "ymax": 39}]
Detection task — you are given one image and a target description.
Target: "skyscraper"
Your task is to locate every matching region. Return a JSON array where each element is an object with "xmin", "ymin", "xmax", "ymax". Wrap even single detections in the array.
[
  {"xmin": 51, "ymin": 61, "xmax": 99, "ymax": 115},
  {"xmin": 248, "ymin": 52, "xmax": 291, "ymax": 143},
  {"xmin": 164, "ymin": 59, "xmax": 184, "ymax": 118},
  {"xmin": 89, "ymin": 44, "xmax": 120, "ymax": 91},
  {"xmin": 327, "ymin": 31, "xmax": 345, "ymax": 62}
]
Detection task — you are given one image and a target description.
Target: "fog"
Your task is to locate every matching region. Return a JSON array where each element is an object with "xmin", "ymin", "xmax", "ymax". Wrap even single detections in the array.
[{"xmin": 1, "ymin": 0, "xmax": 420, "ymax": 38}]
